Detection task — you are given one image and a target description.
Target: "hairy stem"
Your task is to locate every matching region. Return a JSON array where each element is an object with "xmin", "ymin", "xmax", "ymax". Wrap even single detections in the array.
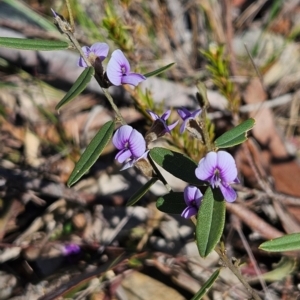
[{"xmin": 214, "ymin": 245, "xmax": 262, "ymax": 300}]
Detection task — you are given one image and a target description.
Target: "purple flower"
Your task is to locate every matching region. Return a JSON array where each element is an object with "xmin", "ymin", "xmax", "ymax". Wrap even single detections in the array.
[
  {"xmin": 112, "ymin": 125, "xmax": 146, "ymax": 170},
  {"xmin": 78, "ymin": 43, "xmax": 109, "ymax": 68},
  {"xmin": 177, "ymin": 107, "xmax": 202, "ymax": 134},
  {"xmin": 181, "ymin": 186, "xmax": 203, "ymax": 218},
  {"xmin": 62, "ymin": 244, "xmax": 81, "ymax": 256},
  {"xmin": 195, "ymin": 151, "xmax": 239, "ymax": 202},
  {"xmin": 147, "ymin": 110, "xmax": 178, "ymax": 134},
  {"xmin": 106, "ymin": 50, "xmax": 146, "ymax": 86}
]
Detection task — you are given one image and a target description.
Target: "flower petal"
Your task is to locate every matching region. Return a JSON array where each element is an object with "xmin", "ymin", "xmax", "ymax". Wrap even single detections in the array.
[
  {"xmin": 107, "ymin": 49, "xmax": 132, "ymax": 86},
  {"xmin": 121, "ymin": 73, "xmax": 146, "ymax": 86},
  {"xmin": 128, "ymin": 129, "xmax": 146, "ymax": 158},
  {"xmin": 195, "ymin": 152, "xmax": 217, "ymax": 181},
  {"xmin": 177, "ymin": 107, "xmax": 191, "ymax": 120},
  {"xmin": 184, "ymin": 186, "xmax": 202, "ymax": 206},
  {"xmin": 77, "ymin": 46, "xmax": 90, "ymax": 67},
  {"xmin": 115, "ymin": 149, "xmax": 132, "ymax": 163},
  {"xmin": 147, "ymin": 110, "xmax": 159, "ymax": 120},
  {"xmin": 112, "ymin": 125, "xmax": 133, "ymax": 150},
  {"xmin": 216, "ymin": 151, "xmax": 238, "ymax": 183},
  {"xmin": 107, "ymin": 57, "xmax": 122, "ymax": 86},
  {"xmin": 161, "ymin": 110, "xmax": 171, "ymax": 121},
  {"xmin": 77, "ymin": 57, "xmax": 88, "ymax": 68},
  {"xmin": 120, "ymin": 159, "xmax": 135, "ymax": 171},
  {"xmin": 181, "ymin": 206, "xmax": 198, "ymax": 218},
  {"xmin": 167, "ymin": 120, "xmax": 179, "ymax": 132},
  {"xmin": 191, "ymin": 109, "xmax": 202, "ymax": 118},
  {"xmin": 81, "ymin": 46, "xmax": 90, "ymax": 57},
  {"xmin": 179, "ymin": 119, "xmax": 188, "ymax": 133},
  {"xmin": 219, "ymin": 184, "xmax": 237, "ymax": 202},
  {"xmin": 90, "ymin": 42, "xmax": 109, "ymax": 61},
  {"xmin": 113, "ymin": 50, "xmax": 131, "ymax": 71}
]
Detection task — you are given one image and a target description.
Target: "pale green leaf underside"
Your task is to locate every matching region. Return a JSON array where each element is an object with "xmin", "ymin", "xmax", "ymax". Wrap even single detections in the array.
[
  {"xmin": 215, "ymin": 118, "xmax": 255, "ymax": 148},
  {"xmin": 149, "ymin": 147, "xmax": 205, "ymax": 185}
]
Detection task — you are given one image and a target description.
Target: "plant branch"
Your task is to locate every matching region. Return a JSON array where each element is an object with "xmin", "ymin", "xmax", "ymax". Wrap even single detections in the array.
[
  {"xmin": 52, "ymin": 9, "xmax": 126, "ymax": 125},
  {"xmin": 215, "ymin": 244, "xmax": 262, "ymax": 300}
]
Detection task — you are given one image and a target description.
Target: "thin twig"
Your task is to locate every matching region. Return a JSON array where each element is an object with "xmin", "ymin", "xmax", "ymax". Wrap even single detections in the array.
[
  {"xmin": 215, "ymin": 244, "xmax": 263, "ymax": 300},
  {"xmin": 231, "ymin": 215, "xmax": 271, "ymax": 298}
]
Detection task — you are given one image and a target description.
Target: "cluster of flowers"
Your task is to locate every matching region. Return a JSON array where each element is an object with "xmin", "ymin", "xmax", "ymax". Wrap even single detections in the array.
[
  {"xmin": 112, "ymin": 108, "xmax": 239, "ymax": 219},
  {"xmin": 77, "ymin": 42, "xmax": 239, "ymax": 219},
  {"xmin": 78, "ymin": 42, "xmax": 146, "ymax": 87}
]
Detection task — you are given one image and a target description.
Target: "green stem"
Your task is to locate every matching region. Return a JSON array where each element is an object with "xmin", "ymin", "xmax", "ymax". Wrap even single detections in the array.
[
  {"xmin": 101, "ymin": 86, "xmax": 126, "ymax": 125},
  {"xmin": 53, "ymin": 9, "xmax": 126, "ymax": 125}
]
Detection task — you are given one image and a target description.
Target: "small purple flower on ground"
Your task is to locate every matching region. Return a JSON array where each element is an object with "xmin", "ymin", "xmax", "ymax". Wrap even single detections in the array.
[
  {"xmin": 78, "ymin": 43, "xmax": 109, "ymax": 68},
  {"xmin": 147, "ymin": 109, "xmax": 178, "ymax": 134},
  {"xmin": 62, "ymin": 244, "xmax": 81, "ymax": 256},
  {"xmin": 106, "ymin": 50, "xmax": 146, "ymax": 86},
  {"xmin": 195, "ymin": 151, "xmax": 239, "ymax": 202},
  {"xmin": 177, "ymin": 107, "xmax": 202, "ymax": 133},
  {"xmin": 181, "ymin": 186, "xmax": 203, "ymax": 218},
  {"xmin": 112, "ymin": 125, "xmax": 146, "ymax": 170}
]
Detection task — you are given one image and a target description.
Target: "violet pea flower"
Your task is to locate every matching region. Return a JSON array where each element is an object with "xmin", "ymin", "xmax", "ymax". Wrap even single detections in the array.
[
  {"xmin": 78, "ymin": 42, "xmax": 109, "ymax": 68},
  {"xmin": 147, "ymin": 109, "xmax": 178, "ymax": 134},
  {"xmin": 62, "ymin": 244, "xmax": 81, "ymax": 256},
  {"xmin": 181, "ymin": 186, "xmax": 203, "ymax": 219},
  {"xmin": 106, "ymin": 50, "xmax": 146, "ymax": 86},
  {"xmin": 112, "ymin": 125, "xmax": 146, "ymax": 170},
  {"xmin": 195, "ymin": 151, "xmax": 239, "ymax": 202},
  {"xmin": 177, "ymin": 107, "xmax": 202, "ymax": 134}
]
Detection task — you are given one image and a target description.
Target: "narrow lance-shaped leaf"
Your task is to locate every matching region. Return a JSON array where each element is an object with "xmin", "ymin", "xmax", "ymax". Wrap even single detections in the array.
[
  {"xmin": 68, "ymin": 120, "xmax": 115, "ymax": 187},
  {"xmin": 215, "ymin": 118, "xmax": 255, "ymax": 148},
  {"xmin": 56, "ymin": 67, "xmax": 95, "ymax": 111},
  {"xmin": 156, "ymin": 192, "xmax": 186, "ymax": 215},
  {"xmin": 259, "ymin": 233, "xmax": 300, "ymax": 252},
  {"xmin": 196, "ymin": 187, "xmax": 226, "ymax": 257},
  {"xmin": 191, "ymin": 268, "xmax": 221, "ymax": 300},
  {"xmin": 149, "ymin": 147, "xmax": 205, "ymax": 185},
  {"xmin": 127, "ymin": 177, "xmax": 158, "ymax": 206},
  {"xmin": 0, "ymin": 37, "xmax": 69, "ymax": 51},
  {"xmin": 143, "ymin": 63, "xmax": 175, "ymax": 78}
]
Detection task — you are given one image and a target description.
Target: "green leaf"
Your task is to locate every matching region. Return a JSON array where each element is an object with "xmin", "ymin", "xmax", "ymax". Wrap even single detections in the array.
[
  {"xmin": 156, "ymin": 192, "xmax": 186, "ymax": 214},
  {"xmin": 215, "ymin": 118, "xmax": 255, "ymax": 148},
  {"xmin": 67, "ymin": 120, "xmax": 115, "ymax": 187},
  {"xmin": 259, "ymin": 233, "xmax": 300, "ymax": 252},
  {"xmin": 196, "ymin": 187, "xmax": 226, "ymax": 257},
  {"xmin": 127, "ymin": 177, "xmax": 158, "ymax": 206},
  {"xmin": 0, "ymin": 37, "xmax": 69, "ymax": 51},
  {"xmin": 143, "ymin": 63, "xmax": 175, "ymax": 78},
  {"xmin": 191, "ymin": 268, "xmax": 221, "ymax": 300},
  {"xmin": 149, "ymin": 147, "xmax": 205, "ymax": 185},
  {"xmin": 56, "ymin": 67, "xmax": 95, "ymax": 110}
]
